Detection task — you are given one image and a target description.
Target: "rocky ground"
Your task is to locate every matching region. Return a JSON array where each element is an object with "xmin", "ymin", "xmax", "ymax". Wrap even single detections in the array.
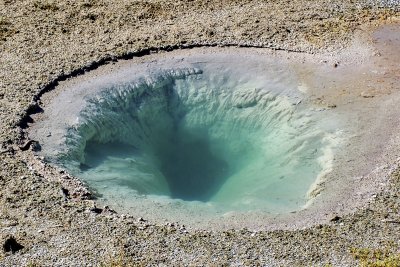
[{"xmin": 0, "ymin": 0, "xmax": 400, "ymax": 266}]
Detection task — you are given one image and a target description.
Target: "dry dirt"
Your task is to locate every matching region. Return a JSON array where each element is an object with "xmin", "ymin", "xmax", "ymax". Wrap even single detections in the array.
[{"xmin": 0, "ymin": 0, "xmax": 400, "ymax": 266}]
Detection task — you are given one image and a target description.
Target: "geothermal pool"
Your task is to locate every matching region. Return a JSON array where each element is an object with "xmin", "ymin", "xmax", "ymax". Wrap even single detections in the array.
[{"xmin": 29, "ymin": 50, "xmax": 349, "ymax": 227}]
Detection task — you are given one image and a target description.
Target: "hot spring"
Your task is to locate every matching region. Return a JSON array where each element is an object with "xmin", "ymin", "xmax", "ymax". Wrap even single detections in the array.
[{"xmin": 29, "ymin": 50, "xmax": 343, "ymax": 227}]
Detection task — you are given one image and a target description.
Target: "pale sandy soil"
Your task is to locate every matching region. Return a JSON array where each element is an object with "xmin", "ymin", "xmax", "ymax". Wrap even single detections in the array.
[{"xmin": 0, "ymin": 1, "xmax": 399, "ymax": 266}]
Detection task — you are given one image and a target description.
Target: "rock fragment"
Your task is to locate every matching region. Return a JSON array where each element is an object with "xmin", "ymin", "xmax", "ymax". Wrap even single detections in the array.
[{"xmin": 3, "ymin": 236, "xmax": 24, "ymax": 254}]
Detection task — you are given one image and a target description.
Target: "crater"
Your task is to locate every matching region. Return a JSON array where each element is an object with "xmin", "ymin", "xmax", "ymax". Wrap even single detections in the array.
[
  {"xmin": 28, "ymin": 46, "xmax": 400, "ymax": 229},
  {"xmin": 69, "ymin": 66, "xmax": 332, "ymax": 212}
]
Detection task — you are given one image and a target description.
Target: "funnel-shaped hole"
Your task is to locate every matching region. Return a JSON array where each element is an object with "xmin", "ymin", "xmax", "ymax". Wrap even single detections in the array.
[
  {"xmin": 55, "ymin": 68, "xmax": 331, "ymax": 214},
  {"xmin": 29, "ymin": 54, "xmax": 340, "ymax": 225}
]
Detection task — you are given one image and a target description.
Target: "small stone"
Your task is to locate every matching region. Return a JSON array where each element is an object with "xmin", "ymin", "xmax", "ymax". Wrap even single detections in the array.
[
  {"xmin": 61, "ymin": 175, "xmax": 70, "ymax": 180},
  {"xmin": 90, "ymin": 207, "xmax": 103, "ymax": 214},
  {"xmin": 60, "ymin": 187, "xmax": 70, "ymax": 200},
  {"xmin": 328, "ymin": 103, "xmax": 337, "ymax": 108},
  {"xmin": 330, "ymin": 215, "xmax": 341, "ymax": 222},
  {"xmin": 19, "ymin": 140, "xmax": 35, "ymax": 151},
  {"xmin": 3, "ymin": 236, "xmax": 24, "ymax": 253},
  {"xmin": 361, "ymin": 91, "xmax": 375, "ymax": 98},
  {"xmin": 103, "ymin": 206, "xmax": 116, "ymax": 213}
]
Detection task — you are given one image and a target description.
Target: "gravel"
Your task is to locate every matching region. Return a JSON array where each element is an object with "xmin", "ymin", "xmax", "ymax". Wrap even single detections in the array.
[{"xmin": 0, "ymin": 0, "xmax": 399, "ymax": 266}]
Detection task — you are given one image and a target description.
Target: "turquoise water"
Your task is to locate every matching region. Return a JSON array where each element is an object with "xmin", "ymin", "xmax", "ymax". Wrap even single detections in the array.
[
  {"xmin": 58, "ymin": 66, "xmax": 330, "ymax": 215},
  {"xmin": 22, "ymin": 49, "xmax": 346, "ymax": 227}
]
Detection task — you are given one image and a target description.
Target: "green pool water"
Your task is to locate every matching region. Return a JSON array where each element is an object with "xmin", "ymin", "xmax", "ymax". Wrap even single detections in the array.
[
  {"xmin": 32, "ymin": 53, "xmax": 341, "ymax": 225},
  {"xmin": 67, "ymin": 68, "xmax": 327, "ymax": 213}
]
